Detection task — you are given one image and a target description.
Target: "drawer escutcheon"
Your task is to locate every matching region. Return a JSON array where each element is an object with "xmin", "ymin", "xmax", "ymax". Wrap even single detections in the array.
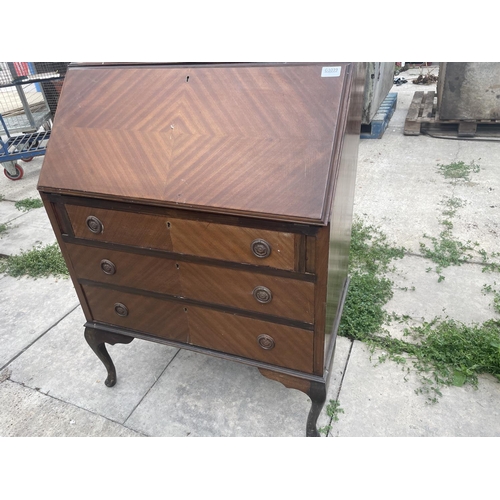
[
  {"xmin": 252, "ymin": 286, "xmax": 273, "ymax": 304},
  {"xmin": 257, "ymin": 334, "xmax": 275, "ymax": 350},
  {"xmin": 114, "ymin": 302, "xmax": 129, "ymax": 317},
  {"xmin": 251, "ymin": 239, "xmax": 271, "ymax": 258},
  {"xmin": 86, "ymin": 215, "xmax": 104, "ymax": 234},
  {"xmin": 100, "ymin": 259, "xmax": 116, "ymax": 275}
]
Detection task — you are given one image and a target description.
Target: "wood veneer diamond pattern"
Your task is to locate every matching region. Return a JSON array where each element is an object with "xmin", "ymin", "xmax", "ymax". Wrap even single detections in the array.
[{"xmin": 39, "ymin": 63, "xmax": 347, "ymax": 223}]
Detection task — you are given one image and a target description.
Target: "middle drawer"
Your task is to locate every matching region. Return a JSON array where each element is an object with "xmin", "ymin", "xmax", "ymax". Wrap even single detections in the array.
[{"xmin": 66, "ymin": 243, "xmax": 314, "ymax": 323}]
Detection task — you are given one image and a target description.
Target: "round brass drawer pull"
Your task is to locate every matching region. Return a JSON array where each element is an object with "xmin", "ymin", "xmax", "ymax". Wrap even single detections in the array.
[
  {"xmin": 86, "ymin": 215, "xmax": 103, "ymax": 234},
  {"xmin": 251, "ymin": 239, "xmax": 271, "ymax": 258},
  {"xmin": 100, "ymin": 259, "xmax": 116, "ymax": 275},
  {"xmin": 114, "ymin": 302, "xmax": 128, "ymax": 317},
  {"xmin": 257, "ymin": 334, "xmax": 275, "ymax": 350},
  {"xmin": 253, "ymin": 286, "xmax": 272, "ymax": 304}
]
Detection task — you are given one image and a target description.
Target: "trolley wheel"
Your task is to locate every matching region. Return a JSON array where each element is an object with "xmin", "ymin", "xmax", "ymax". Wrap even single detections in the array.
[
  {"xmin": 21, "ymin": 140, "xmax": 39, "ymax": 162},
  {"xmin": 4, "ymin": 164, "xmax": 24, "ymax": 181}
]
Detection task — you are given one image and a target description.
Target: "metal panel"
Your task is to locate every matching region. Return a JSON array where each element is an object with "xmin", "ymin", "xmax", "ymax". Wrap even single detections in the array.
[{"xmin": 362, "ymin": 62, "xmax": 395, "ymax": 124}]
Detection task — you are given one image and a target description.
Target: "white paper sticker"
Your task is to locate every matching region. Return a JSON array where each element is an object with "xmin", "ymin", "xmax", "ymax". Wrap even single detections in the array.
[{"xmin": 321, "ymin": 66, "xmax": 341, "ymax": 77}]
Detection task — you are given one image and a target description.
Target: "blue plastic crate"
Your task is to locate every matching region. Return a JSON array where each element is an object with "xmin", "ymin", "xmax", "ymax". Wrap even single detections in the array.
[{"xmin": 360, "ymin": 92, "xmax": 398, "ymax": 139}]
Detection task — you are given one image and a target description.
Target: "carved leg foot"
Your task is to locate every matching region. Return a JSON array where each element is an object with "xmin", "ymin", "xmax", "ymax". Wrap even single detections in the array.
[
  {"xmin": 84, "ymin": 327, "xmax": 133, "ymax": 387},
  {"xmin": 305, "ymin": 380, "xmax": 327, "ymax": 437}
]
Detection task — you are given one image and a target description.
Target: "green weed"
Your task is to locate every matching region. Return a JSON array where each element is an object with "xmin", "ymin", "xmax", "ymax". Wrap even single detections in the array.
[
  {"xmin": 339, "ymin": 218, "xmax": 405, "ymax": 341},
  {"xmin": 437, "ymin": 160, "xmax": 480, "ymax": 181},
  {"xmin": 419, "ymin": 160, "xmax": 500, "ymax": 280},
  {"xmin": 406, "ymin": 319, "xmax": 500, "ymax": 397},
  {"xmin": 318, "ymin": 399, "xmax": 345, "ymax": 435},
  {"xmin": 419, "ymin": 232, "xmax": 479, "ymax": 280},
  {"xmin": 482, "ymin": 283, "xmax": 500, "ymax": 315},
  {"xmin": 339, "ymin": 217, "xmax": 500, "ymax": 403},
  {"xmin": 0, "ymin": 243, "xmax": 68, "ymax": 278},
  {"xmin": 14, "ymin": 197, "xmax": 44, "ymax": 212}
]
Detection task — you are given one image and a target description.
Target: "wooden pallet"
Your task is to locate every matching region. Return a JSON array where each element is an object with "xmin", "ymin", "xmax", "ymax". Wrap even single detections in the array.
[
  {"xmin": 404, "ymin": 91, "xmax": 437, "ymax": 135},
  {"xmin": 405, "ymin": 90, "xmax": 500, "ymax": 137}
]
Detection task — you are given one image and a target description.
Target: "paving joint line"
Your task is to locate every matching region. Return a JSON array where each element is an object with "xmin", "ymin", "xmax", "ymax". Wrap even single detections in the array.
[
  {"xmin": 0, "ymin": 303, "xmax": 80, "ymax": 372},
  {"xmin": 403, "ymin": 251, "xmax": 496, "ymax": 268},
  {"xmin": 122, "ymin": 348, "xmax": 182, "ymax": 426},
  {"xmin": 1, "ymin": 378, "xmax": 148, "ymax": 437},
  {"xmin": 326, "ymin": 338, "xmax": 354, "ymax": 437}
]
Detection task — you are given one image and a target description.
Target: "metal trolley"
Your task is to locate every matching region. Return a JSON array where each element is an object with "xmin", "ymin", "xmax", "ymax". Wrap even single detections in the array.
[
  {"xmin": 0, "ymin": 62, "xmax": 68, "ymax": 180},
  {"xmin": 0, "ymin": 113, "xmax": 51, "ymax": 180}
]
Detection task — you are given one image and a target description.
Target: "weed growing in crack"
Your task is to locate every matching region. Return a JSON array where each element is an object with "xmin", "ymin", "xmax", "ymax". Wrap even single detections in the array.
[
  {"xmin": 437, "ymin": 159, "xmax": 480, "ymax": 181},
  {"xmin": 419, "ymin": 232, "xmax": 480, "ymax": 282},
  {"xmin": 14, "ymin": 197, "xmax": 43, "ymax": 212},
  {"xmin": 419, "ymin": 160, "xmax": 500, "ymax": 281},
  {"xmin": 0, "ymin": 243, "xmax": 68, "ymax": 278},
  {"xmin": 318, "ymin": 399, "xmax": 345, "ymax": 435},
  {"xmin": 339, "ymin": 217, "xmax": 406, "ymax": 341},
  {"xmin": 405, "ymin": 318, "xmax": 500, "ymax": 401},
  {"xmin": 482, "ymin": 283, "xmax": 500, "ymax": 315}
]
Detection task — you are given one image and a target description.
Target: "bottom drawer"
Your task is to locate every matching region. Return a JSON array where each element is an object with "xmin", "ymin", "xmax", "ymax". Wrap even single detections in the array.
[{"xmin": 83, "ymin": 285, "xmax": 314, "ymax": 373}]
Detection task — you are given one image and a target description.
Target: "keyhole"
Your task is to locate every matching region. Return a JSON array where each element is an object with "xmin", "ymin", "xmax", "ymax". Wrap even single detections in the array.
[{"xmin": 186, "ymin": 76, "xmax": 190, "ymax": 82}]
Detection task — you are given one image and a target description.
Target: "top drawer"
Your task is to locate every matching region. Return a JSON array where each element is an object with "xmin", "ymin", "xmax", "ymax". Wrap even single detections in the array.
[{"xmin": 65, "ymin": 204, "xmax": 297, "ymax": 271}]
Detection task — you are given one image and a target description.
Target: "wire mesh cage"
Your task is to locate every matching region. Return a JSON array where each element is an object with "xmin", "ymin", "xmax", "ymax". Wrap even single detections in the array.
[{"xmin": 0, "ymin": 62, "xmax": 69, "ymax": 134}]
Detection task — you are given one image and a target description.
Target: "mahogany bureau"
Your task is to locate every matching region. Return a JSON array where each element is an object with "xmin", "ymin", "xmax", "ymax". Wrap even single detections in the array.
[{"xmin": 37, "ymin": 62, "xmax": 365, "ymax": 436}]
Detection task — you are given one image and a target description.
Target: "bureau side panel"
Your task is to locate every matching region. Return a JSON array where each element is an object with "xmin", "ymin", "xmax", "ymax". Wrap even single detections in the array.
[
  {"xmin": 325, "ymin": 62, "xmax": 365, "ymax": 348},
  {"xmin": 311, "ymin": 225, "xmax": 330, "ymax": 375}
]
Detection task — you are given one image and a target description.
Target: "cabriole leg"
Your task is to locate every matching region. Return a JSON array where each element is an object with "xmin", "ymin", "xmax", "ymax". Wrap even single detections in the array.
[
  {"xmin": 305, "ymin": 380, "xmax": 327, "ymax": 437},
  {"xmin": 84, "ymin": 327, "xmax": 133, "ymax": 387}
]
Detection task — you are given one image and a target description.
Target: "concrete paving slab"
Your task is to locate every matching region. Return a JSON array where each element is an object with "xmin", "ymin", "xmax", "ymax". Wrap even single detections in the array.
[
  {"xmin": 125, "ymin": 336, "xmax": 351, "ymax": 437},
  {"xmin": 330, "ymin": 340, "xmax": 500, "ymax": 437},
  {"xmin": 382, "ymin": 255, "xmax": 499, "ymax": 340},
  {"xmin": 0, "ymin": 156, "xmax": 43, "ymax": 202},
  {"xmin": 448, "ymin": 159, "xmax": 500, "ymax": 257},
  {"xmin": 356, "ymin": 137, "xmax": 457, "ymax": 253},
  {"xmin": 0, "ymin": 378, "xmax": 142, "ymax": 437},
  {"xmin": 0, "ymin": 205, "xmax": 56, "ymax": 256},
  {"xmin": 125, "ymin": 349, "xmax": 310, "ymax": 437},
  {"xmin": 0, "ymin": 200, "xmax": 25, "ymax": 225},
  {"xmin": 0, "ymin": 275, "xmax": 79, "ymax": 370},
  {"xmin": 8, "ymin": 306, "xmax": 180, "ymax": 423}
]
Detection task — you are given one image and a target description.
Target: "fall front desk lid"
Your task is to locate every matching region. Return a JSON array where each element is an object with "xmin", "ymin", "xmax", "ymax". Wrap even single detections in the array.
[{"xmin": 38, "ymin": 62, "xmax": 354, "ymax": 225}]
